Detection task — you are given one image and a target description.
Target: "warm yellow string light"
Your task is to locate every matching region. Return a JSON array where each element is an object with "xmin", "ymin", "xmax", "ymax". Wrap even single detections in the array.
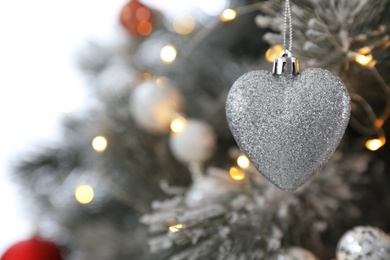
[
  {"xmin": 358, "ymin": 46, "xmax": 371, "ymax": 55},
  {"xmin": 237, "ymin": 154, "xmax": 250, "ymax": 169},
  {"xmin": 168, "ymin": 223, "xmax": 184, "ymax": 232},
  {"xmin": 265, "ymin": 45, "xmax": 284, "ymax": 63},
  {"xmin": 365, "ymin": 137, "xmax": 386, "ymax": 151},
  {"xmin": 170, "ymin": 116, "xmax": 187, "ymax": 134},
  {"xmin": 75, "ymin": 183, "xmax": 95, "ymax": 204},
  {"xmin": 355, "ymin": 47, "xmax": 376, "ymax": 67},
  {"xmin": 355, "ymin": 54, "xmax": 373, "ymax": 66},
  {"xmin": 160, "ymin": 45, "xmax": 177, "ymax": 64},
  {"xmin": 229, "ymin": 166, "xmax": 245, "ymax": 180},
  {"xmin": 92, "ymin": 136, "xmax": 108, "ymax": 152},
  {"xmin": 220, "ymin": 9, "xmax": 237, "ymax": 22}
]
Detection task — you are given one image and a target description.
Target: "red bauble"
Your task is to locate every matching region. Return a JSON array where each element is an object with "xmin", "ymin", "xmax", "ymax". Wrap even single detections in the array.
[
  {"xmin": 120, "ymin": 0, "xmax": 153, "ymax": 36},
  {"xmin": 1, "ymin": 237, "xmax": 63, "ymax": 260}
]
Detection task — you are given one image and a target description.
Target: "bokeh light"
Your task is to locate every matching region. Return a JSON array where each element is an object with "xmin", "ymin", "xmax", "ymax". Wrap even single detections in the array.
[
  {"xmin": 136, "ymin": 6, "xmax": 151, "ymax": 21},
  {"xmin": 220, "ymin": 9, "xmax": 237, "ymax": 22},
  {"xmin": 92, "ymin": 136, "xmax": 108, "ymax": 152},
  {"xmin": 355, "ymin": 47, "xmax": 374, "ymax": 66},
  {"xmin": 75, "ymin": 183, "xmax": 95, "ymax": 204},
  {"xmin": 160, "ymin": 45, "xmax": 177, "ymax": 64},
  {"xmin": 173, "ymin": 14, "xmax": 195, "ymax": 35},
  {"xmin": 355, "ymin": 54, "xmax": 373, "ymax": 66},
  {"xmin": 229, "ymin": 166, "xmax": 245, "ymax": 181},
  {"xmin": 237, "ymin": 154, "xmax": 250, "ymax": 169},
  {"xmin": 169, "ymin": 223, "xmax": 183, "ymax": 232},
  {"xmin": 365, "ymin": 138, "xmax": 385, "ymax": 151},
  {"xmin": 137, "ymin": 21, "xmax": 152, "ymax": 36},
  {"xmin": 358, "ymin": 46, "xmax": 371, "ymax": 55},
  {"xmin": 170, "ymin": 117, "xmax": 187, "ymax": 134},
  {"xmin": 265, "ymin": 45, "xmax": 284, "ymax": 62}
]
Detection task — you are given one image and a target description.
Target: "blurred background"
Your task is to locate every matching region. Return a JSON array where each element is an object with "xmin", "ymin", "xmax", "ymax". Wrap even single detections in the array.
[
  {"xmin": 0, "ymin": 0, "xmax": 230, "ymax": 254},
  {"xmin": 0, "ymin": 0, "xmax": 126, "ymax": 254}
]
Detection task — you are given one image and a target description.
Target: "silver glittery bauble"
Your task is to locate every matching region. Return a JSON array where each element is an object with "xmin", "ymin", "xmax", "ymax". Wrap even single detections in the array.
[
  {"xmin": 336, "ymin": 226, "xmax": 390, "ymax": 260},
  {"xmin": 130, "ymin": 80, "xmax": 183, "ymax": 134},
  {"xmin": 226, "ymin": 69, "xmax": 350, "ymax": 191},
  {"xmin": 169, "ymin": 119, "xmax": 216, "ymax": 163}
]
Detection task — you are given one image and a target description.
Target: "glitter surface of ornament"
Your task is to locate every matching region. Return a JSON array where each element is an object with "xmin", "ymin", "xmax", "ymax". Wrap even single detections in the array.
[{"xmin": 226, "ymin": 69, "xmax": 350, "ymax": 191}]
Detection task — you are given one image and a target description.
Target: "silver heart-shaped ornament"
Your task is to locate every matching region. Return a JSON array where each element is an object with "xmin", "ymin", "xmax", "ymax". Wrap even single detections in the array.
[{"xmin": 226, "ymin": 52, "xmax": 350, "ymax": 191}]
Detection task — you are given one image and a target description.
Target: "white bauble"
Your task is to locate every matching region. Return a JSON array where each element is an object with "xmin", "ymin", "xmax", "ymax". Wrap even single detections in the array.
[
  {"xmin": 336, "ymin": 226, "xmax": 390, "ymax": 260},
  {"xmin": 282, "ymin": 247, "xmax": 318, "ymax": 260},
  {"xmin": 130, "ymin": 80, "xmax": 183, "ymax": 134},
  {"xmin": 169, "ymin": 119, "xmax": 216, "ymax": 163}
]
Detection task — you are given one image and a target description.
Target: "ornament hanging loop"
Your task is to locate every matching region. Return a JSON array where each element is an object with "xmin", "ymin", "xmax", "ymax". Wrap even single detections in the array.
[
  {"xmin": 273, "ymin": 0, "xmax": 299, "ymax": 76},
  {"xmin": 273, "ymin": 50, "xmax": 299, "ymax": 75}
]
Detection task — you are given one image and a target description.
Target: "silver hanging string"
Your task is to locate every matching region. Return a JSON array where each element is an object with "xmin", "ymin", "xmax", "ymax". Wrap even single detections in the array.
[
  {"xmin": 273, "ymin": 0, "xmax": 299, "ymax": 75},
  {"xmin": 283, "ymin": 0, "xmax": 293, "ymax": 51}
]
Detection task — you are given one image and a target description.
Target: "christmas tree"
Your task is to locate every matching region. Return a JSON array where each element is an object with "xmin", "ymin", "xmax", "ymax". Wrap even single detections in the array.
[{"xmin": 6, "ymin": 0, "xmax": 390, "ymax": 259}]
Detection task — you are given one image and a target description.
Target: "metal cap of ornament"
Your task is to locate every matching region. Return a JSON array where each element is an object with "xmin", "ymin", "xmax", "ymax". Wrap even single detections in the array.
[{"xmin": 272, "ymin": 50, "xmax": 299, "ymax": 76}]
